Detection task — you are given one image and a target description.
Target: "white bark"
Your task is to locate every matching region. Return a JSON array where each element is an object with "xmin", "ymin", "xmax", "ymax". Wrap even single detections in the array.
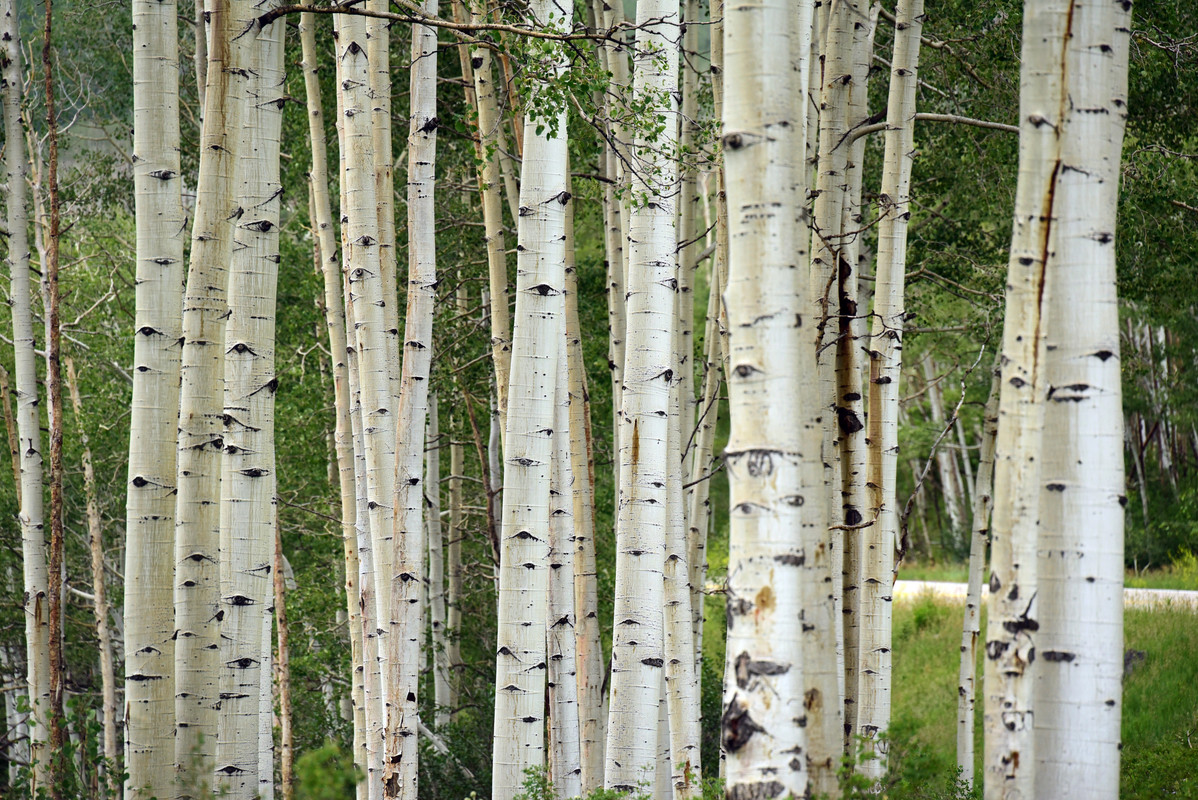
[
  {"xmin": 175, "ymin": 0, "xmax": 243, "ymax": 783},
  {"xmin": 604, "ymin": 0, "xmax": 679, "ymax": 792},
  {"xmin": 428, "ymin": 399, "xmax": 451, "ymax": 729},
  {"xmin": 215, "ymin": 4, "xmax": 284, "ymax": 795},
  {"xmin": 958, "ymin": 365, "xmax": 999, "ymax": 787},
  {"xmin": 490, "ymin": 3, "xmax": 570, "ymax": 797},
  {"xmin": 983, "ymin": 2, "xmax": 1070, "ymax": 795},
  {"xmin": 923, "ymin": 358, "xmax": 966, "ymax": 540},
  {"xmin": 720, "ymin": 2, "xmax": 815, "ymax": 798},
  {"xmin": 1, "ymin": 2, "xmax": 49, "ymax": 791},
  {"xmin": 859, "ymin": 0, "xmax": 923, "ymax": 779},
  {"xmin": 383, "ymin": 6, "xmax": 438, "ymax": 795},
  {"xmin": 1033, "ymin": 3, "xmax": 1130, "ymax": 797}
]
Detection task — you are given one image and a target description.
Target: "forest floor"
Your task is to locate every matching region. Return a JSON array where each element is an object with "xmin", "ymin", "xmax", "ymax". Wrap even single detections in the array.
[{"xmin": 890, "ymin": 596, "xmax": 1198, "ymax": 799}]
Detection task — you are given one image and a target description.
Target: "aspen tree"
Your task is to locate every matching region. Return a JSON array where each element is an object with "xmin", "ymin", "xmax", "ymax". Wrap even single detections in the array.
[
  {"xmin": 1, "ymin": 2, "xmax": 50, "ymax": 791},
  {"xmin": 983, "ymin": 1, "xmax": 1071, "ymax": 795},
  {"xmin": 922, "ymin": 358, "xmax": 966, "ymax": 539},
  {"xmin": 1034, "ymin": 3, "xmax": 1130, "ymax": 796},
  {"xmin": 490, "ymin": 4, "xmax": 571, "ymax": 796},
  {"xmin": 448, "ymin": 285, "xmax": 468, "ymax": 704},
  {"xmin": 175, "ymin": 0, "xmax": 243, "ymax": 782},
  {"xmin": 859, "ymin": 0, "xmax": 923, "ymax": 779},
  {"xmin": 565, "ymin": 187, "xmax": 604, "ymax": 793},
  {"xmin": 300, "ymin": 11, "xmax": 366, "ymax": 783},
  {"xmin": 547, "ymin": 316, "xmax": 582, "ymax": 799},
  {"xmin": 428, "ymin": 400, "xmax": 451, "ymax": 729},
  {"xmin": 125, "ymin": 0, "xmax": 185, "ymax": 790},
  {"xmin": 958, "ymin": 365, "xmax": 999, "ymax": 786},
  {"xmin": 66, "ymin": 359, "xmax": 118, "ymax": 792},
  {"xmin": 273, "ymin": 523, "xmax": 294, "ymax": 800},
  {"xmin": 603, "ymin": 0, "xmax": 680, "ymax": 791},
  {"xmin": 721, "ymin": 2, "xmax": 816, "ymax": 797},
  {"xmin": 383, "ymin": 5, "xmax": 438, "ymax": 795},
  {"xmin": 214, "ymin": 2, "xmax": 284, "ymax": 794}
]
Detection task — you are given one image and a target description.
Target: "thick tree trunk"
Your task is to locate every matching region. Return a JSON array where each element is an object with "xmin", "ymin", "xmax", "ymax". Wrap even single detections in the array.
[
  {"xmin": 604, "ymin": 0, "xmax": 679, "ymax": 792},
  {"xmin": 957, "ymin": 364, "xmax": 999, "ymax": 787},
  {"xmin": 491, "ymin": 5, "xmax": 569, "ymax": 797},
  {"xmin": 859, "ymin": 0, "xmax": 923, "ymax": 780},
  {"xmin": 127, "ymin": 0, "xmax": 185, "ymax": 792},
  {"xmin": 175, "ymin": 0, "xmax": 242, "ymax": 784},
  {"xmin": 1033, "ymin": 4, "xmax": 1130, "ymax": 797},
  {"xmin": 215, "ymin": 4, "xmax": 284, "ymax": 795},
  {"xmin": 982, "ymin": 2, "xmax": 1070, "ymax": 795},
  {"xmin": 721, "ymin": 3, "xmax": 815, "ymax": 798},
  {"xmin": 1, "ymin": 2, "xmax": 50, "ymax": 792},
  {"xmin": 382, "ymin": 6, "xmax": 438, "ymax": 796},
  {"xmin": 66, "ymin": 359, "xmax": 119, "ymax": 793}
]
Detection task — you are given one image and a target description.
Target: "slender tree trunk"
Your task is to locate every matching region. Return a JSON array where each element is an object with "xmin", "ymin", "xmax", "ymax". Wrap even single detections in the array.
[
  {"xmin": 215, "ymin": 4, "xmax": 284, "ymax": 795},
  {"xmin": 448, "ymin": 287, "xmax": 467, "ymax": 708},
  {"xmin": 125, "ymin": 0, "xmax": 185, "ymax": 790},
  {"xmin": 1034, "ymin": 4, "xmax": 1130, "ymax": 797},
  {"xmin": 274, "ymin": 523, "xmax": 294, "ymax": 800},
  {"xmin": 383, "ymin": 7, "xmax": 438, "ymax": 796},
  {"xmin": 547, "ymin": 319, "xmax": 582, "ymax": 799},
  {"xmin": 721, "ymin": 3, "xmax": 815, "ymax": 797},
  {"xmin": 859, "ymin": 0, "xmax": 923, "ymax": 780},
  {"xmin": 175, "ymin": 0, "xmax": 242, "ymax": 784},
  {"xmin": 604, "ymin": 0, "xmax": 679, "ymax": 791},
  {"xmin": 39, "ymin": 5, "xmax": 66, "ymax": 796},
  {"xmin": 65, "ymin": 359, "xmax": 119, "ymax": 793},
  {"xmin": 957, "ymin": 364, "xmax": 999, "ymax": 787},
  {"xmin": 923, "ymin": 358, "xmax": 966, "ymax": 542},
  {"xmin": 490, "ymin": 5, "xmax": 569, "ymax": 797},
  {"xmin": 1, "ymin": 3, "xmax": 50, "ymax": 792},
  {"xmin": 427, "ymin": 400, "xmax": 451, "ymax": 729},
  {"xmin": 983, "ymin": 2, "xmax": 1070, "ymax": 795}
]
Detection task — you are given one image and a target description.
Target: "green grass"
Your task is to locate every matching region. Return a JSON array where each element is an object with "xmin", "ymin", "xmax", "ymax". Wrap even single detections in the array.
[
  {"xmin": 890, "ymin": 596, "xmax": 1198, "ymax": 799},
  {"xmin": 898, "ymin": 559, "xmax": 1198, "ymax": 591}
]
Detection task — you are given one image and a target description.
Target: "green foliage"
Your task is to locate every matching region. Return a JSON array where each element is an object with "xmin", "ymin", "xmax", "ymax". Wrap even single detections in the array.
[{"xmin": 294, "ymin": 743, "xmax": 360, "ymax": 800}]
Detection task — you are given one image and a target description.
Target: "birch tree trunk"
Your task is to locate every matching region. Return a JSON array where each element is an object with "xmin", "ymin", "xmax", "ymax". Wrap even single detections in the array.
[
  {"xmin": 547, "ymin": 320, "xmax": 581, "ymax": 799},
  {"xmin": 859, "ymin": 0, "xmax": 923, "ymax": 779},
  {"xmin": 300, "ymin": 11, "xmax": 366, "ymax": 788},
  {"xmin": 215, "ymin": 5, "xmax": 284, "ymax": 795},
  {"xmin": 491, "ymin": 5, "xmax": 569, "ymax": 797},
  {"xmin": 721, "ymin": 3, "xmax": 815, "ymax": 797},
  {"xmin": 383, "ymin": 6, "xmax": 438, "ymax": 795},
  {"xmin": 427, "ymin": 400, "xmax": 451, "ymax": 729},
  {"xmin": 1033, "ymin": 3, "xmax": 1130, "ymax": 796},
  {"xmin": 274, "ymin": 524, "xmax": 294, "ymax": 800},
  {"xmin": 448, "ymin": 286, "xmax": 467, "ymax": 707},
  {"xmin": 923, "ymin": 358, "xmax": 966, "ymax": 541},
  {"xmin": 175, "ymin": 0, "xmax": 243, "ymax": 783},
  {"xmin": 983, "ymin": 1, "xmax": 1070, "ymax": 794},
  {"xmin": 1, "ymin": 3, "xmax": 50, "ymax": 791},
  {"xmin": 66, "ymin": 359, "xmax": 119, "ymax": 793},
  {"xmin": 957, "ymin": 364, "xmax": 999, "ymax": 787},
  {"xmin": 604, "ymin": 0, "xmax": 679, "ymax": 791},
  {"xmin": 126, "ymin": 0, "xmax": 185, "ymax": 790}
]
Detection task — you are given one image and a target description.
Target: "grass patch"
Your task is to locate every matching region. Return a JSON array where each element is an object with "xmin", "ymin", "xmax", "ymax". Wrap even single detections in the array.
[
  {"xmin": 890, "ymin": 595, "xmax": 1198, "ymax": 798},
  {"xmin": 899, "ymin": 558, "xmax": 1198, "ymax": 591}
]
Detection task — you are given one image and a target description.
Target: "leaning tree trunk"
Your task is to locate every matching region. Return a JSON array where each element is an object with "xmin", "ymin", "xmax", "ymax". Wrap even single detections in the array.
[
  {"xmin": 383, "ymin": 6, "xmax": 438, "ymax": 796},
  {"xmin": 859, "ymin": 0, "xmax": 923, "ymax": 781},
  {"xmin": 490, "ymin": 4, "xmax": 570, "ymax": 798},
  {"xmin": 721, "ymin": 2, "xmax": 815, "ymax": 798},
  {"xmin": 215, "ymin": 4, "xmax": 284, "ymax": 796},
  {"xmin": 65, "ymin": 359, "xmax": 119, "ymax": 793},
  {"xmin": 175, "ymin": 0, "xmax": 244, "ymax": 785},
  {"xmin": 1, "ymin": 2, "xmax": 50, "ymax": 792},
  {"xmin": 1033, "ymin": 4, "xmax": 1130, "ymax": 798},
  {"xmin": 982, "ymin": 1, "xmax": 1070, "ymax": 795},
  {"xmin": 957, "ymin": 363, "xmax": 999, "ymax": 786},
  {"xmin": 126, "ymin": 0, "xmax": 185, "ymax": 791},
  {"xmin": 603, "ymin": 0, "xmax": 679, "ymax": 792}
]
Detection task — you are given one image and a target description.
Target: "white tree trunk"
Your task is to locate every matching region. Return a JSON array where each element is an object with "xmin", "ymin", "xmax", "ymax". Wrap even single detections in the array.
[
  {"xmin": 490, "ymin": 3, "xmax": 570, "ymax": 797},
  {"xmin": 383, "ymin": 6, "xmax": 438, "ymax": 795},
  {"xmin": 603, "ymin": 0, "xmax": 679, "ymax": 792},
  {"xmin": 428, "ymin": 399, "xmax": 451, "ymax": 729},
  {"xmin": 215, "ymin": 5, "xmax": 284, "ymax": 795},
  {"xmin": 859, "ymin": 0, "xmax": 923, "ymax": 780},
  {"xmin": 1033, "ymin": 3, "xmax": 1130, "ymax": 797},
  {"xmin": 957, "ymin": 364, "xmax": 999, "ymax": 787},
  {"xmin": 983, "ymin": 2, "xmax": 1070, "ymax": 795},
  {"xmin": 923, "ymin": 358, "xmax": 966, "ymax": 540},
  {"xmin": 1, "ymin": 2, "xmax": 49, "ymax": 792},
  {"xmin": 720, "ymin": 2, "xmax": 815, "ymax": 798}
]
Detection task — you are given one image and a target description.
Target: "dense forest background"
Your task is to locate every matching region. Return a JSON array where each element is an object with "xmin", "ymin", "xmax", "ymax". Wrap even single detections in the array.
[{"xmin": 1, "ymin": 0, "xmax": 1196, "ymax": 797}]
